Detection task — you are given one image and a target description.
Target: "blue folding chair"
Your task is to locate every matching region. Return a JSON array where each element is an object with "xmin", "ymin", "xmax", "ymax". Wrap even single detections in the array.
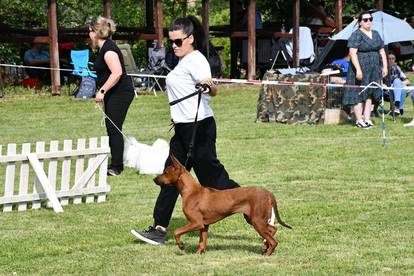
[
  {"xmin": 69, "ymin": 50, "xmax": 96, "ymax": 96},
  {"xmin": 70, "ymin": 49, "xmax": 97, "ymax": 78}
]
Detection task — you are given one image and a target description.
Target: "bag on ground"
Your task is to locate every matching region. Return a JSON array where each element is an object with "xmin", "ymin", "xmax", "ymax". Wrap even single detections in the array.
[{"xmin": 74, "ymin": 76, "xmax": 96, "ymax": 98}]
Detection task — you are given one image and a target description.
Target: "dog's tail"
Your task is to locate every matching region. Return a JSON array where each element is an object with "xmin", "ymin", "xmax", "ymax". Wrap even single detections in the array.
[{"xmin": 270, "ymin": 196, "xmax": 292, "ymax": 229}]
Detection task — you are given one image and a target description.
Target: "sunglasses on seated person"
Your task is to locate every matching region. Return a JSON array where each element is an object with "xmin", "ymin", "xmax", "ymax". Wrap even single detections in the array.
[
  {"xmin": 361, "ymin": 17, "xmax": 373, "ymax": 23},
  {"xmin": 168, "ymin": 35, "xmax": 190, "ymax": 47}
]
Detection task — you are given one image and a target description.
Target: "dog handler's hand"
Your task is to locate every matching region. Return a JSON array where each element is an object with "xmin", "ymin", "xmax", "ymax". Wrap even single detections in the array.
[
  {"xmin": 199, "ymin": 78, "xmax": 217, "ymax": 96},
  {"xmin": 95, "ymin": 91, "xmax": 105, "ymax": 102}
]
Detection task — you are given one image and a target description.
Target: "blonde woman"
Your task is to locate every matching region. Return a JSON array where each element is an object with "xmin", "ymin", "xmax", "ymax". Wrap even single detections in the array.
[{"xmin": 89, "ymin": 16, "xmax": 135, "ymax": 176}]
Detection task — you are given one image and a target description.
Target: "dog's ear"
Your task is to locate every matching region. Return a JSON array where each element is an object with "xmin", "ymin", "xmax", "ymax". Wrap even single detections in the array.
[{"xmin": 170, "ymin": 155, "xmax": 183, "ymax": 169}]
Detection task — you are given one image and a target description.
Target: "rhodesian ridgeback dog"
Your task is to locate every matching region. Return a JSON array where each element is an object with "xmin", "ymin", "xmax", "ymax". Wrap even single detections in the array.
[{"xmin": 153, "ymin": 155, "xmax": 292, "ymax": 256}]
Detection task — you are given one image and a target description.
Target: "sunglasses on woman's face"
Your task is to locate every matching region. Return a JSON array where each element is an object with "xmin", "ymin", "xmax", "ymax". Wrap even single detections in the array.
[
  {"xmin": 168, "ymin": 35, "xmax": 190, "ymax": 47},
  {"xmin": 361, "ymin": 17, "xmax": 373, "ymax": 23}
]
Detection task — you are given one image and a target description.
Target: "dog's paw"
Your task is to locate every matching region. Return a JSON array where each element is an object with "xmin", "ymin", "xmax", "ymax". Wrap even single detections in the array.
[
  {"xmin": 262, "ymin": 242, "xmax": 268, "ymax": 253},
  {"xmin": 195, "ymin": 248, "xmax": 206, "ymax": 254},
  {"xmin": 176, "ymin": 241, "xmax": 185, "ymax": 250}
]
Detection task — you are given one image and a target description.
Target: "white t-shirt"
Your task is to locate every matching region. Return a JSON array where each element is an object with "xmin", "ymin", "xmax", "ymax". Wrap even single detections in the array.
[{"xmin": 166, "ymin": 50, "xmax": 214, "ymax": 123}]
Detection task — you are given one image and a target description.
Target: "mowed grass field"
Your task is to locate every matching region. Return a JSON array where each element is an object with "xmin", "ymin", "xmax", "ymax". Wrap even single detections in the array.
[{"xmin": 0, "ymin": 86, "xmax": 413, "ymax": 275}]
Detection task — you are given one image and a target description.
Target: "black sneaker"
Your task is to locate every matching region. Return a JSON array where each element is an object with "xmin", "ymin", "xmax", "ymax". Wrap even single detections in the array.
[
  {"xmin": 107, "ymin": 168, "xmax": 121, "ymax": 176},
  {"xmin": 400, "ymin": 109, "xmax": 404, "ymax": 116},
  {"xmin": 131, "ymin": 226, "xmax": 166, "ymax": 245},
  {"xmin": 389, "ymin": 109, "xmax": 400, "ymax": 116}
]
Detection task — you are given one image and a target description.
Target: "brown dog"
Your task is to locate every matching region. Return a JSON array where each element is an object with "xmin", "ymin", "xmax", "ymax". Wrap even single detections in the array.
[{"xmin": 153, "ymin": 155, "xmax": 292, "ymax": 256}]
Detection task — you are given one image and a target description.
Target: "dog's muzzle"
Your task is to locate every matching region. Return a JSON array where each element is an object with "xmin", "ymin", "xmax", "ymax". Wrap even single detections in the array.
[{"xmin": 153, "ymin": 176, "xmax": 162, "ymax": 186}]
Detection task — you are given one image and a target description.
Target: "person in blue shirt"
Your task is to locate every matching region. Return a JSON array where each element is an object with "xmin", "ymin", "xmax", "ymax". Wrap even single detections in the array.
[
  {"xmin": 329, "ymin": 54, "xmax": 350, "ymax": 83},
  {"xmin": 332, "ymin": 57, "xmax": 350, "ymax": 74},
  {"xmin": 23, "ymin": 43, "xmax": 50, "ymax": 82},
  {"xmin": 325, "ymin": 55, "xmax": 351, "ymax": 115}
]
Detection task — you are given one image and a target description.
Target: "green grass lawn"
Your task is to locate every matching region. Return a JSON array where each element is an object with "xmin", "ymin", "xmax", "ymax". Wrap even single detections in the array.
[{"xmin": 0, "ymin": 86, "xmax": 413, "ymax": 275}]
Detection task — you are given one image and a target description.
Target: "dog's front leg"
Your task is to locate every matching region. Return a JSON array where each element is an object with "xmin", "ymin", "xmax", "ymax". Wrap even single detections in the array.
[
  {"xmin": 174, "ymin": 222, "xmax": 204, "ymax": 251},
  {"xmin": 196, "ymin": 225, "xmax": 209, "ymax": 254}
]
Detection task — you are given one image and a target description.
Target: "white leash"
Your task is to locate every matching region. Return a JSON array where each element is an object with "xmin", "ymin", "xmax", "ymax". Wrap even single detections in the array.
[{"xmin": 94, "ymin": 103, "xmax": 134, "ymax": 145}]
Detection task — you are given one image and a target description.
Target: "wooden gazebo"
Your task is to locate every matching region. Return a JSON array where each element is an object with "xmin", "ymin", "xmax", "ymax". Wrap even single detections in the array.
[{"xmin": 0, "ymin": 0, "xmax": 386, "ymax": 95}]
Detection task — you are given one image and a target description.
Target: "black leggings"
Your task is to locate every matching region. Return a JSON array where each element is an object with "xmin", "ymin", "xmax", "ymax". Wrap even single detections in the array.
[
  {"xmin": 153, "ymin": 116, "xmax": 239, "ymax": 227},
  {"xmin": 104, "ymin": 91, "xmax": 134, "ymax": 171}
]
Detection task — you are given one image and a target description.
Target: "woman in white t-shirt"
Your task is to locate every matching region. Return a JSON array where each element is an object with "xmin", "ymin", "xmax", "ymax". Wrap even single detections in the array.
[{"xmin": 132, "ymin": 16, "xmax": 239, "ymax": 245}]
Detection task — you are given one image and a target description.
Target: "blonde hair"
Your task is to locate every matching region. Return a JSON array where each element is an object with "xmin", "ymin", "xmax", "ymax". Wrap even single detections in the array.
[{"xmin": 90, "ymin": 16, "xmax": 116, "ymax": 39}]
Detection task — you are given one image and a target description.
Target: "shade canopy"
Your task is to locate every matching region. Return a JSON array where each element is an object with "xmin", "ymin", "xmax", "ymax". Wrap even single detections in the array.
[{"xmin": 331, "ymin": 11, "xmax": 414, "ymax": 44}]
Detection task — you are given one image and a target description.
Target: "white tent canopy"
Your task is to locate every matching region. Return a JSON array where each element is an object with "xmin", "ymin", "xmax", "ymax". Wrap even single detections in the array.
[{"xmin": 331, "ymin": 11, "xmax": 414, "ymax": 45}]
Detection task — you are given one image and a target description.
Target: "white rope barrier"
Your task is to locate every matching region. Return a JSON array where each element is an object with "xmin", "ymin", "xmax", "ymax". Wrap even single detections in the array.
[
  {"xmin": 0, "ymin": 63, "xmax": 74, "ymax": 72},
  {"xmin": 1, "ymin": 63, "xmax": 414, "ymax": 91}
]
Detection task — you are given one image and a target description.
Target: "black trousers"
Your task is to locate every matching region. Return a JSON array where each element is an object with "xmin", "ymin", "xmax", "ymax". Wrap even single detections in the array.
[
  {"xmin": 104, "ymin": 91, "xmax": 134, "ymax": 171},
  {"xmin": 153, "ymin": 116, "xmax": 239, "ymax": 227}
]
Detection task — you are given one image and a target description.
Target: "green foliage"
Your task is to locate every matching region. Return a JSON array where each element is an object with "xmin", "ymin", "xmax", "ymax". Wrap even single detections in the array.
[
  {"xmin": 111, "ymin": 0, "xmax": 146, "ymax": 27},
  {"xmin": 0, "ymin": 43, "xmax": 20, "ymax": 62},
  {"xmin": 0, "ymin": 0, "xmax": 48, "ymax": 28},
  {"xmin": 259, "ymin": 0, "xmax": 293, "ymax": 23},
  {"xmin": 163, "ymin": 0, "xmax": 189, "ymax": 23},
  {"xmin": 131, "ymin": 40, "xmax": 148, "ymax": 68},
  {"xmin": 208, "ymin": 2, "xmax": 231, "ymax": 76}
]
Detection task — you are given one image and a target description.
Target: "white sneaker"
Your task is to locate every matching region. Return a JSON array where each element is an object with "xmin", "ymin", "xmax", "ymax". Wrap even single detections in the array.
[
  {"xmin": 355, "ymin": 120, "xmax": 370, "ymax": 129},
  {"xmin": 365, "ymin": 119, "xmax": 374, "ymax": 127},
  {"xmin": 404, "ymin": 119, "xmax": 414, "ymax": 127}
]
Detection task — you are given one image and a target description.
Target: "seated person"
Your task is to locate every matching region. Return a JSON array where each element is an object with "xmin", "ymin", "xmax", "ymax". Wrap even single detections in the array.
[
  {"xmin": 322, "ymin": 54, "xmax": 350, "ymax": 111},
  {"xmin": 329, "ymin": 54, "xmax": 350, "ymax": 84},
  {"xmin": 388, "ymin": 53, "xmax": 412, "ymax": 115},
  {"xmin": 23, "ymin": 43, "xmax": 50, "ymax": 83}
]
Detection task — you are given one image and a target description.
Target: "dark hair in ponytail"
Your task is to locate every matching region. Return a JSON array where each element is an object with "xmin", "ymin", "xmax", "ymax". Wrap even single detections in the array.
[{"xmin": 169, "ymin": 15, "xmax": 207, "ymax": 57}]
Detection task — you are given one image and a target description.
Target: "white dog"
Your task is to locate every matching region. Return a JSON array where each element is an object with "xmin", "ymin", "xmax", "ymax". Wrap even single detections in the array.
[{"xmin": 123, "ymin": 136, "xmax": 169, "ymax": 175}]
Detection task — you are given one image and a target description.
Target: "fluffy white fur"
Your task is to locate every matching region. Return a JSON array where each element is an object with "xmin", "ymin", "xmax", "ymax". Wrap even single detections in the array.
[{"xmin": 123, "ymin": 136, "xmax": 169, "ymax": 175}]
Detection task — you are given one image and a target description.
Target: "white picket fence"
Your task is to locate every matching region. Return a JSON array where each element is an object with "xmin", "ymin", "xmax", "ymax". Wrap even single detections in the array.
[{"xmin": 0, "ymin": 136, "xmax": 110, "ymax": 213}]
